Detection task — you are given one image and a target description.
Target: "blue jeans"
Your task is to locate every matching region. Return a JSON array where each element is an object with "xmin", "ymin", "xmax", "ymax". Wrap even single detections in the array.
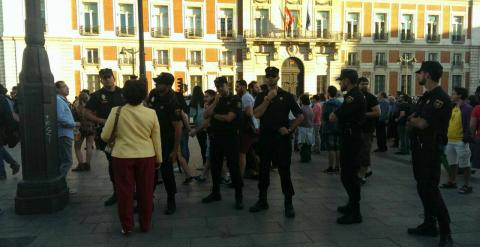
[
  {"xmin": 0, "ymin": 146, "xmax": 17, "ymax": 177},
  {"xmin": 58, "ymin": 136, "xmax": 73, "ymax": 177}
]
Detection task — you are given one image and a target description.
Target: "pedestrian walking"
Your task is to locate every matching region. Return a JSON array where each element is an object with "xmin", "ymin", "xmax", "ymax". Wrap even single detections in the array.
[
  {"xmin": 298, "ymin": 94, "xmax": 315, "ymax": 163},
  {"xmin": 250, "ymin": 67, "xmax": 304, "ymax": 218},
  {"xmin": 189, "ymin": 86, "xmax": 207, "ymax": 169},
  {"xmin": 71, "ymin": 91, "xmax": 96, "ymax": 172},
  {"xmin": 329, "ymin": 69, "xmax": 366, "ymax": 224},
  {"xmin": 0, "ymin": 85, "xmax": 19, "ymax": 179},
  {"xmin": 407, "ymin": 61, "xmax": 453, "ymax": 247},
  {"xmin": 395, "ymin": 94, "xmax": 412, "ymax": 155},
  {"xmin": 374, "ymin": 92, "xmax": 390, "ymax": 152},
  {"xmin": 55, "ymin": 81, "xmax": 75, "ymax": 177},
  {"xmin": 470, "ymin": 86, "xmax": 480, "ymax": 169},
  {"xmin": 321, "ymin": 86, "xmax": 342, "ymax": 174},
  {"xmin": 311, "ymin": 95, "xmax": 322, "ymax": 154}
]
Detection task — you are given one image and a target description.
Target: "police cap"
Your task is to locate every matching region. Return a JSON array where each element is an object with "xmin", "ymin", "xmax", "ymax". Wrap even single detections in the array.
[
  {"xmin": 99, "ymin": 68, "xmax": 114, "ymax": 78},
  {"xmin": 153, "ymin": 72, "xmax": 175, "ymax": 85},
  {"xmin": 336, "ymin": 69, "xmax": 359, "ymax": 84},
  {"xmin": 265, "ymin": 66, "xmax": 280, "ymax": 77},
  {"xmin": 415, "ymin": 61, "xmax": 443, "ymax": 78}
]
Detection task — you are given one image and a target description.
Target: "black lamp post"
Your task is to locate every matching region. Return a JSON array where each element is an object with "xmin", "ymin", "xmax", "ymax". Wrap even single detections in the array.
[
  {"xmin": 15, "ymin": 0, "xmax": 69, "ymax": 214},
  {"xmin": 137, "ymin": 0, "xmax": 146, "ymax": 81}
]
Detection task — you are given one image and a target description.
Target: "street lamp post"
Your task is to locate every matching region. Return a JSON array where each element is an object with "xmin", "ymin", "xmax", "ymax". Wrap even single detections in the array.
[
  {"xmin": 398, "ymin": 56, "xmax": 417, "ymax": 95},
  {"xmin": 120, "ymin": 47, "xmax": 139, "ymax": 79},
  {"xmin": 137, "ymin": 0, "xmax": 146, "ymax": 80},
  {"xmin": 15, "ymin": 0, "xmax": 69, "ymax": 214}
]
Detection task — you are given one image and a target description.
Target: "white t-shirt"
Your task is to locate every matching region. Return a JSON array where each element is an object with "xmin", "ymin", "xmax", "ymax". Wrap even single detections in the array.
[{"xmin": 241, "ymin": 92, "xmax": 259, "ymax": 129}]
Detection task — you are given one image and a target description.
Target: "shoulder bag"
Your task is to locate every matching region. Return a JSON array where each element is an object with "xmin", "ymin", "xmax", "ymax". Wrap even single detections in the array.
[{"xmin": 104, "ymin": 106, "xmax": 123, "ymax": 154}]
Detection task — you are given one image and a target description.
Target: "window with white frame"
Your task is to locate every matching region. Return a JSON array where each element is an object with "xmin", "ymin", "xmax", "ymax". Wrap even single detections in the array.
[
  {"xmin": 346, "ymin": 13, "xmax": 359, "ymax": 39},
  {"xmin": 453, "ymin": 53, "xmax": 462, "ymax": 66},
  {"xmin": 119, "ymin": 50, "xmax": 134, "ymax": 64},
  {"xmin": 221, "ymin": 51, "xmax": 234, "ymax": 66},
  {"xmin": 190, "ymin": 75, "xmax": 202, "ymax": 89},
  {"xmin": 154, "ymin": 50, "xmax": 169, "ymax": 65},
  {"xmin": 186, "ymin": 7, "xmax": 202, "ymax": 37},
  {"xmin": 190, "ymin": 50, "xmax": 202, "ymax": 66},
  {"xmin": 218, "ymin": 8, "xmax": 233, "ymax": 38},
  {"xmin": 374, "ymin": 13, "xmax": 387, "ymax": 39},
  {"xmin": 119, "ymin": 4, "xmax": 135, "ymax": 35},
  {"xmin": 85, "ymin": 48, "xmax": 99, "ymax": 64},
  {"xmin": 452, "ymin": 75, "xmax": 462, "ymax": 88},
  {"xmin": 82, "ymin": 2, "xmax": 99, "ymax": 34},
  {"xmin": 428, "ymin": 52, "xmax": 439, "ymax": 61},
  {"xmin": 152, "ymin": 5, "xmax": 169, "ymax": 36},
  {"xmin": 374, "ymin": 75, "xmax": 386, "ymax": 94},
  {"xmin": 87, "ymin": 74, "xmax": 101, "ymax": 92},
  {"xmin": 255, "ymin": 9, "xmax": 269, "ymax": 37},
  {"xmin": 401, "ymin": 14, "xmax": 413, "ymax": 40},
  {"xmin": 427, "ymin": 15, "xmax": 439, "ymax": 40},
  {"xmin": 375, "ymin": 52, "xmax": 386, "ymax": 66},
  {"xmin": 316, "ymin": 11, "xmax": 329, "ymax": 38},
  {"xmin": 347, "ymin": 52, "xmax": 358, "ymax": 65},
  {"xmin": 452, "ymin": 16, "xmax": 464, "ymax": 42}
]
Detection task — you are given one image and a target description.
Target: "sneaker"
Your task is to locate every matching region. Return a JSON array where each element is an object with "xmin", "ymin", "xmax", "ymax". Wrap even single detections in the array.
[
  {"xmin": 249, "ymin": 200, "xmax": 269, "ymax": 213},
  {"xmin": 407, "ymin": 223, "xmax": 438, "ymax": 237},
  {"xmin": 104, "ymin": 194, "xmax": 117, "ymax": 206},
  {"xmin": 323, "ymin": 167, "xmax": 335, "ymax": 174},
  {"xmin": 440, "ymin": 182, "xmax": 457, "ymax": 189},
  {"xmin": 121, "ymin": 229, "xmax": 132, "ymax": 236},
  {"xmin": 202, "ymin": 193, "xmax": 221, "ymax": 204},
  {"xmin": 11, "ymin": 163, "xmax": 20, "ymax": 175},
  {"xmin": 458, "ymin": 185, "xmax": 473, "ymax": 194},
  {"xmin": 438, "ymin": 234, "xmax": 453, "ymax": 247}
]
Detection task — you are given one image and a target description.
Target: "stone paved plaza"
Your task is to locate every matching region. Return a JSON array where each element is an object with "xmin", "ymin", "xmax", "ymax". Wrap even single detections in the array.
[{"xmin": 0, "ymin": 140, "xmax": 480, "ymax": 247}]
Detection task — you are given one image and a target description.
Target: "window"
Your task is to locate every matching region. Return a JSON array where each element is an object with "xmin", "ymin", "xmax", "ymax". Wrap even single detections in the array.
[
  {"xmin": 119, "ymin": 51, "xmax": 134, "ymax": 65},
  {"xmin": 453, "ymin": 53, "xmax": 463, "ymax": 66},
  {"xmin": 118, "ymin": 4, "xmax": 135, "ymax": 35},
  {"xmin": 401, "ymin": 75, "xmax": 413, "ymax": 95},
  {"xmin": 221, "ymin": 51, "xmax": 234, "ymax": 66},
  {"xmin": 316, "ymin": 11, "xmax": 329, "ymax": 38},
  {"xmin": 374, "ymin": 13, "xmax": 387, "ymax": 40},
  {"xmin": 189, "ymin": 50, "xmax": 202, "ymax": 66},
  {"xmin": 346, "ymin": 13, "xmax": 359, "ymax": 39},
  {"xmin": 85, "ymin": 48, "xmax": 99, "ymax": 64},
  {"xmin": 428, "ymin": 53, "xmax": 439, "ymax": 61},
  {"xmin": 316, "ymin": 75, "xmax": 327, "ymax": 94},
  {"xmin": 427, "ymin": 15, "xmax": 439, "ymax": 41},
  {"xmin": 375, "ymin": 52, "xmax": 386, "ymax": 66},
  {"xmin": 452, "ymin": 16, "xmax": 464, "ymax": 42},
  {"xmin": 152, "ymin": 5, "xmax": 169, "ymax": 37},
  {"xmin": 154, "ymin": 50, "xmax": 169, "ymax": 66},
  {"xmin": 347, "ymin": 52, "xmax": 358, "ymax": 66},
  {"xmin": 401, "ymin": 14, "xmax": 414, "ymax": 41},
  {"xmin": 82, "ymin": 2, "xmax": 99, "ymax": 34},
  {"xmin": 186, "ymin": 7, "xmax": 202, "ymax": 37},
  {"xmin": 218, "ymin": 8, "xmax": 233, "ymax": 38},
  {"xmin": 374, "ymin": 75, "xmax": 386, "ymax": 94},
  {"xmin": 452, "ymin": 75, "xmax": 462, "ymax": 88},
  {"xmin": 255, "ymin": 9, "xmax": 269, "ymax": 37},
  {"xmin": 87, "ymin": 75, "xmax": 101, "ymax": 92},
  {"xmin": 190, "ymin": 76, "xmax": 202, "ymax": 90}
]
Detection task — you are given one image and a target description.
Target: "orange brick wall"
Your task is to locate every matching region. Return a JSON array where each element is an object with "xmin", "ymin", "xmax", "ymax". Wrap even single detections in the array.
[
  {"xmin": 218, "ymin": 0, "xmax": 236, "ymax": 3},
  {"xmin": 346, "ymin": 2, "xmax": 362, "ymax": 8},
  {"xmin": 146, "ymin": 71, "xmax": 152, "ymax": 91},
  {"xmin": 236, "ymin": 49, "xmax": 242, "ymax": 63},
  {"xmin": 374, "ymin": 3, "xmax": 389, "ymax": 9},
  {"xmin": 389, "ymin": 50, "xmax": 399, "ymax": 63},
  {"xmin": 145, "ymin": 47, "xmax": 152, "ymax": 61},
  {"xmin": 441, "ymin": 72, "xmax": 449, "ymax": 91},
  {"xmin": 400, "ymin": 4, "xmax": 416, "ymax": 10},
  {"xmin": 363, "ymin": 2, "xmax": 372, "ymax": 37},
  {"xmin": 452, "ymin": 6, "xmax": 466, "ymax": 12},
  {"xmin": 142, "ymin": 0, "xmax": 149, "ymax": 31},
  {"xmin": 103, "ymin": 46, "xmax": 117, "ymax": 60},
  {"xmin": 427, "ymin": 5, "xmax": 441, "ymax": 11},
  {"xmin": 73, "ymin": 45, "xmax": 81, "ymax": 60},
  {"xmin": 389, "ymin": 72, "xmax": 398, "ymax": 96},
  {"xmin": 75, "ymin": 70, "xmax": 81, "ymax": 96},
  {"xmin": 361, "ymin": 50, "xmax": 372, "ymax": 63},
  {"xmin": 173, "ymin": 48, "xmax": 186, "ymax": 62},
  {"xmin": 415, "ymin": 51, "xmax": 425, "ymax": 63},
  {"xmin": 173, "ymin": 0, "xmax": 183, "ymax": 33},
  {"xmin": 71, "ymin": 0, "xmax": 77, "ymax": 29},
  {"xmin": 205, "ymin": 48, "xmax": 218, "ymax": 62},
  {"xmin": 391, "ymin": 4, "xmax": 399, "ymax": 38},
  {"xmin": 417, "ymin": 5, "xmax": 425, "ymax": 39},
  {"xmin": 104, "ymin": 0, "xmax": 113, "ymax": 31},
  {"xmin": 441, "ymin": 51, "xmax": 450, "ymax": 63},
  {"xmin": 442, "ymin": 6, "xmax": 450, "ymax": 39},
  {"xmin": 206, "ymin": 0, "xmax": 216, "ymax": 34}
]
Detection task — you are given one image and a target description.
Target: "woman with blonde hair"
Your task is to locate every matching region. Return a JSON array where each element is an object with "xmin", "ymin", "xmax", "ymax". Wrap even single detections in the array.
[{"xmin": 72, "ymin": 91, "xmax": 96, "ymax": 171}]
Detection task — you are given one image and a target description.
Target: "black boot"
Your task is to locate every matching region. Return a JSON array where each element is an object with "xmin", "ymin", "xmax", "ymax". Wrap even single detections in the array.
[
  {"xmin": 284, "ymin": 197, "xmax": 295, "ymax": 218},
  {"xmin": 164, "ymin": 196, "xmax": 176, "ymax": 215},
  {"xmin": 337, "ymin": 204, "xmax": 362, "ymax": 224},
  {"xmin": 407, "ymin": 222, "xmax": 439, "ymax": 237},
  {"xmin": 438, "ymin": 234, "xmax": 453, "ymax": 247},
  {"xmin": 337, "ymin": 204, "xmax": 352, "ymax": 214}
]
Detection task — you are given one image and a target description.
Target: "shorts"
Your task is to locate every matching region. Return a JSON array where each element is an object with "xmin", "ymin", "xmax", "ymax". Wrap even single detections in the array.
[
  {"xmin": 240, "ymin": 133, "xmax": 256, "ymax": 154},
  {"xmin": 445, "ymin": 141, "xmax": 471, "ymax": 168},
  {"xmin": 320, "ymin": 132, "xmax": 341, "ymax": 151}
]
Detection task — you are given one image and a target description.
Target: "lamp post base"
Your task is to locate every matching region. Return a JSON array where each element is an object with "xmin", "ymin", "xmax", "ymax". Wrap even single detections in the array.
[{"xmin": 15, "ymin": 177, "xmax": 69, "ymax": 215}]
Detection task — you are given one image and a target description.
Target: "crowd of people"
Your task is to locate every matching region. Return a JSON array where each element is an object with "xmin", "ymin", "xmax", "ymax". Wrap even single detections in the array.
[{"xmin": 1, "ymin": 60, "xmax": 480, "ymax": 247}]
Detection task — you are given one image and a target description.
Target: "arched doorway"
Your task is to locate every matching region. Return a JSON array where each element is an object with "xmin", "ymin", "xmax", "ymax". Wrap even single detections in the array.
[{"xmin": 281, "ymin": 57, "xmax": 304, "ymax": 96}]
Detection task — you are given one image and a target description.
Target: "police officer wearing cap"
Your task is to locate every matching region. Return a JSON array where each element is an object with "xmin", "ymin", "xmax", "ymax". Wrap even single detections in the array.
[
  {"xmin": 250, "ymin": 66, "xmax": 304, "ymax": 218},
  {"xmin": 147, "ymin": 72, "xmax": 182, "ymax": 215},
  {"xmin": 329, "ymin": 69, "xmax": 366, "ymax": 224},
  {"xmin": 202, "ymin": 76, "xmax": 244, "ymax": 209},
  {"xmin": 406, "ymin": 61, "xmax": 453, "ymax": 247},
  {"xmin": 85, "ymin": 68, "xmax": 125, "ymax": 206}
]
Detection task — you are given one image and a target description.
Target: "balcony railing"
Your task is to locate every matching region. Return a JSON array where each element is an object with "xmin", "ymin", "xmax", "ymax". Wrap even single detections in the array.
[
  {"xmin": 118, "ymin": 57, "xmax": 134, "ymax": 65},
  {"xmin": 217, "ymin": 30, "xmax": 234, "ymax": 39},
  {"xmin": 185, "ymin": 28, "xmax": 203, "ymax": 38},
  {"xmin": 344, "ymin": 32, "xmax": 361, "ymax": 41},
  {"xmin": 373, "ymin": 32, "xmax": 389, "ymax": 41},
  {"xmin": 82, "ymin": 57, "xmax": 100, "ymax": 66},
  {"xmin": 374, "ymin": 60, "xmax": 387, "ymax": 68},
  {"xmin": 153, "ymin": 59, "xmax": 169, "ymax": 67},
  {"xmin": 187, "ymin": 59, "xmax": 202, "ymax": 67},
  {"xmin": 116, "ymin": 26, "xmax": 136, "ymax": 37},
  {"xmin": 79, "ymin": 25, "xmax": 99, "ymax": 36},
  {"xmin": 400, "ymin": 32, "xmax": 415, "ymax": 42},
  {"xmin": 452, "ymin": 34, "xmax": 466, "ymax": 44},
  {"xmin": 151, "ymin": 27, "xmax": 170, "ymax": 38},
  {"xmin": 426, "ymin": 33, "xmax": 441, "ymax": 43},
  {"xmin": 345, "ymin": 60, "xmax": 360, "ymax": 67},
  {"xmin": 243, "ymin": 29, "xmax": 343, "ymax": 41},
  {"xmin": 452, "ymin": 61, "xmax": 464, "ymax": 68}
]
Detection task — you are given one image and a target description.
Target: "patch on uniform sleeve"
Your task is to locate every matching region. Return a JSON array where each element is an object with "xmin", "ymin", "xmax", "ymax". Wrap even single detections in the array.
[
  {"xmin": 175, "ymin": 109, "xmax": 182, "ymax": 116},
  {"xmin": 345, "ymin": 96, "xmax": 354, "ymax": 103},
  {"xmin": 433, "ymin": 100, "xmax": 444, "ymax": 109}
]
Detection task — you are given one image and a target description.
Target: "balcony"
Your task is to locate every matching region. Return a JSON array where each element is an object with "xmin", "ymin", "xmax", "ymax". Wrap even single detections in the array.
[
  {"xmin": 187, "ymin": 59, "xmax": 202, "ymax": 68},
  {"xmin": 219, "ymin": 60, "xmax": 234, "ymax": 68},
  {"xmin": 374, "ymin": 60, "xmax": 387, "ymax": 68},
  {"xmin": 243, "ymin": 29, "xmax": 343, "ymax": 42},
  {"xmin": 373, "ymin": 32, "xmax": 389, "ymax": 42},
  {"xmin": 345, "ymin": 60, "xmax": 360, "ymax": 67},
  {"xmin": 400, "ymin": 32, "xmax": 415, "ymax": 42},
  {"xmin": 153, "ymin": 59, "xmax": 169, "ymax": 67},
  {"xmin": 452, "ymin": 34, "xmax": 466, "ymax": 44},
  {"xmin": 426, "ymin": 33, "xmax": 441, "ymax": 43},
  {"xmin": 452, "ymin": 61, "xmax": 464, "ymax": 68},
  {"xmin": 79, "ymin": 25, "xmax": 99, "ymax": 36},
  {"xmin": 81, "ymin": 57, "xmax": 100, "ymax": 67},
  {"xmin": 151, "ymin": 27, "xmax": 170, "ymax": 38},
  {"xmin": 185, "ymin": 28, "xmax": 203, "ymax": 38},
  {"xmin": 217, "ymin": 30, "xmax": 234, "ymax": 39},
  {"xmin": 116, "ymin": 26, "xmax": 136, "ymax": 37},
  {"xmin": 344, "ymin": 32, "xmax": 361, "ymax": 41},
  {"xmin": 118, "ymin": 57, "xmax": 134, "ymax": 65}
]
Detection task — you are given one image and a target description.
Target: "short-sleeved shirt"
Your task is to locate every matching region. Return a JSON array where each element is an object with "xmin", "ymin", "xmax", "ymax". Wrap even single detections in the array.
[
  {"xmin": 447, "ymin": 106, "xmax": 463, "ymax": 141},
  {"xmin": 411, "ymin": 86, "xmax": 452, "ymax": 145},
  {"xmin": 209, "ymin": 93, "xmax": 241, "ymax": 135},
  {"xmin": 362, "ymin": 92, "xmax": 379, "ymax": 133},
  {"xmin": 300, "ymin": 105, "xmax": 314, "ymax": 128},
  {"xmin": 471, "ymin": 105, "xmax": 480, "ymax": 139},
  {"xmin": 85, "ymin": 87, "xmax": 125, "ymax": 120},
  {"xmin": 322, "ymin": 98, "xmax": 342, "ymax": 134},
  {"xmin": 397, "ymin": 102, "xmax": 411, "ymax": 126},
  {"xmin": 148, "ymin": 89, "xmax": 182, "ymax": 144},
  {"xmin": 241, "ymin": 92, "xmax": 259, "ymax": 129},
  {"xmin": 335, "ymin": 87, "xmax": 366, "ymax": 130},
  {"xmin": 312, "ymin": 103, "xmax": 322, "ymax": 127},
  {"xmin": 254, "ymin": 87, "xmax": 302, "ymax": 134}
]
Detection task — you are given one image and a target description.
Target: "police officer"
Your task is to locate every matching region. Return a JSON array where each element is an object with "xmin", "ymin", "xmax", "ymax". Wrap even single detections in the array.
[
  {"xmin": 250, "ymin": 67, "xmax": 304, "ymax": 218},
  {"xmin": 85, "ymin": 68, "xmax": 125, "ymax": 206},
  {"xmin": 329, "ymin": 69, "xmax": 366, "ymax": 224},
  {"xmin": 407, "ymin": 61, "xmax": 453, "ymax": 247},
  {"xmin": 147, "ymin": 72, "xmax": 182, "ymax": 215},
  {"xmin": 202, "ymin": 76, "xmax": 244, "ymax": 209}
]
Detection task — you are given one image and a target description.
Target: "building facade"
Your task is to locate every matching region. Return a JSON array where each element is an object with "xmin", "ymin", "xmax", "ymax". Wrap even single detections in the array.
[{"xmin": 1, "ymin": 0, "xmax": 479, "ymax": 100}]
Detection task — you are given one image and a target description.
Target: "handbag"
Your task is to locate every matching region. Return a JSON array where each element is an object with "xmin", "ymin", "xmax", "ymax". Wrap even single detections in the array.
[{"xmin": 104, "ymin": 106, "xmax": 123, "ymax": 154}]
